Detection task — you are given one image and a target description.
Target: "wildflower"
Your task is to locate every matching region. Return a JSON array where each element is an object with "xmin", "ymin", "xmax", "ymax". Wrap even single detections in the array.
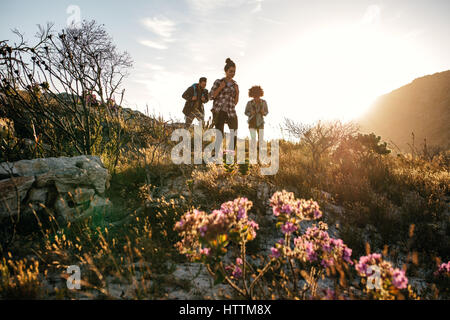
[
  {"xmin": 200, "ymin": 247, "xmax": 211, "ymax": 256},
  {"xmin": 232, "ymin": 266, "xmax": 242, "ymax": 278},
  {"xmin": 236, "ymin": 258, "xmax": 243, "ymax": 265},
  {"xmin": 199, "ymin": 225, "xmax": 208, "ymax": 237},
  {"xmin": 305, "ymin": 241, "xmax": 318, "ymax": 262},
  {"xmin": 322, "ymin": 242, "xmax": 332, "ymax": 253},
  {"xmin": 355, "ymin": 253, "xmax": 383, "ymax": 276},
  {"xmin": 392, "ymin": 269, "xmax": 408, "ymax": 289},
  {"xmin": 281, "ymin": 204, "xmax": 292, "ymax": 215},
  {"xmin": 343, "ymin": 247, "xmax": 353, "ymax": 264},
  {"xmin": 248, "ymin": 220, "xmax": 259, "ymax": 230},
  {"xmin": 355, "ymin": 252, "xmax": 409, "ymax": 295},
  {"xmin": 237, "ymin": 207, "xmax": 246, "ymax": 220},
  {"xmin": 226, "ymin": 264, "xmax": 242, "ymax": 278},
  {"xmin": 321, "ymin": 258, "xmax": 334, "ymax": 268},
  {"xmin": 270, "ymin": 247, "xmax": 281, "ymax": 259},
  {"xmin": 281, "ymin": 222, "xmax": 298, "ymax": 235},
  {"xmin": 273, "ymin": 207, "xmax": 281, "ymax": 217},
  {"xmin": 434, "ymin": 261, "xmax": 450, "ymax": 276}
]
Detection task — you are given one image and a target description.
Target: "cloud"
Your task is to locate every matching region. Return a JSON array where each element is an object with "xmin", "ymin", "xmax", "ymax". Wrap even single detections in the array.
[
  {"xmin": 138, "ymin": 39, "xmax": 168, "ymax": 50},
  {"xmin": 187, "ymin": 0, "xmax": 248, "ymax": 14},
  {"xmin": 361, "ymin": 5, "xmax": 381, "ymax": 25},
  {"xmin": 144, "ymin": 63, "xmax": 165, "ymax": 71},
  {"xmin": 141, "ymin": 16, "xmax": 176, "ymax": 40},
  {"xmin": 251, "ymin": 0, "xmax": 264, "ymax": 13},
  {"xmin": 257, "ymin": 16, "xmax": 285, "ymax": 25}
]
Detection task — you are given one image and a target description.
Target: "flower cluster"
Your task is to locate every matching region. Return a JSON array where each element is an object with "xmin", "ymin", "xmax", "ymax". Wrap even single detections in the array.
[
  {"xmin": 434, "ymin": 261, "xmax": 450, "ymax": 277},
  {"xmin": 289, "ymin": 223, "xmax": 353, "ymax": 268},
  {"xmin": 174, "ymin": 198, "xmax": 259, "ymax": 261},
  {"xmin": 432, "ymin": 261, "xmax": 450, "ymax": 298},
  {"xmin": 225, "ymin": 258, "xmax": 243, "ymax": 279},
  {"xmin": 269, "ymin": 192, "xmax": 351, "ymax": 268},
  {"xmin": 355, "ymin": 253, "xmax": 408, "ymax": 290},
  {"xmin": 270, "ymin": 190, "xmax": 322, "ymax": 221}
]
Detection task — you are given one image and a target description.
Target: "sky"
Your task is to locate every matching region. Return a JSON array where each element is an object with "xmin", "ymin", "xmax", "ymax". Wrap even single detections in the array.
[{"xmin": 1, "ymin": 0, "xmax": 450, "ymax": 139}]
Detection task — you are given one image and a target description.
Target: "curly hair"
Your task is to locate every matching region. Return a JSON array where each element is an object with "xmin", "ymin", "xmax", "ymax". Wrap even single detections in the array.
[{"xmin": 248, "ymin": 85, "xmax": 264, "ymax": 98}]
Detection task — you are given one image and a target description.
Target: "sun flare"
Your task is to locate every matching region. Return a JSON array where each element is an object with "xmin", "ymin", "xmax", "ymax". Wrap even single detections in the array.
[{"xmin": 258, "ymin": 21, "xmax": 424, "ymax": 125}]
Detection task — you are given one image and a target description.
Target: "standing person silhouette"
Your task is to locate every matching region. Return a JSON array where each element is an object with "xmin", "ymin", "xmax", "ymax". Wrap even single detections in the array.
[
  {"xmin": 245, "ymin": 85, "xmax": 268, "ymax": 151},
  {"xmin": 209, "ymin": 58, "xmax": 239, "ymax": 153},
  {"xmin": 182, "ymin": 77, "xmax": 208, "ymax": 128}
]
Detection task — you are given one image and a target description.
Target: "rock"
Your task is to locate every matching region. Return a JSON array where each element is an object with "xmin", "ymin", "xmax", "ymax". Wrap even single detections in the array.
[
  {"xmin": 55, "ymin": 193, "xmax": 112, "ymax": 222},
  {"xmin": 0, "ymin": 155, "xmax": 109, "ymax": 193},
  {"xmin": 28, "ymin": 187, "xmax": 49, "ymax": 203},
  {"xmin": 37, "ymin": 167, "xmax": 89, "ymax": 190},
  {"xmin": 72, "ymin": 188, "xmax": 96, "ymax": 204},
  {"xmin": 167, "ymin": 263, "xmax": 233, "ymax": 299},
  {"xmin": 0, "ymin": 155, "xmax": 111, "ymax": 222},
  {"xmin": 0, "ymin": 176, "xmax": 35, "ymax": 217}
]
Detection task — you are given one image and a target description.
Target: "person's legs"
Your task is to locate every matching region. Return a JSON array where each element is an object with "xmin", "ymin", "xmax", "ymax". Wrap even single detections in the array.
[
  {"xmin": 257, "ymin": 126, "xmax": 264, "ymax": 149},
  {"xmin": 249, "ymin": 127, "xmax": 258, "ymax": 163},
  {"xmin": 249, "ymin": 127, "xmax": 257, "ymax": 141},
  {"xmin": 194, "ymin": 110, "xmax": 204, "ymax": 128},
  {"xmin": 227, "ymin": 116, "xmax": 238, "ymax": 151},
  {"xmin": 214, "ymin": 111, "xmax": 226, "ymax": 153},
  {"xmin": 185, "ymin": 114, "xmax": 194, "ymax": 128}
]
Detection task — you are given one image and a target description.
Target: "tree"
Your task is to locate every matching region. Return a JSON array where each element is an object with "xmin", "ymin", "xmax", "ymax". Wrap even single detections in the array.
[
  {"xmin": 0, "ymin": 20, "xmax": 133, "ymax": 156},
  {"xmin": 283, "ymin": 118, "xmax": 359, "ymax": 169}
]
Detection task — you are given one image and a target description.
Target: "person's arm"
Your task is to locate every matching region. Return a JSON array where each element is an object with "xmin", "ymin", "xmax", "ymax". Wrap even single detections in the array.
[
  {"xmin": 262, "ymin": 100, "xmax": 268, "ymax": 116},
  {"xmin": 202, "ymin": 89, "xmax": 209, "ymax": 103},
  {"xmin": 182, "ymin": 86, "xmax": 194, "ymax": 101},
  {"xmin": 234, "ymin": 83, "xmax": 239, "ymax": 105},
  {"xmin": 244, "ymin": 101, "xmax": 253, "ymax": 117},
  {"xmin": 210, "ymin": 80, "xmax": 225, "ymax": 100}
]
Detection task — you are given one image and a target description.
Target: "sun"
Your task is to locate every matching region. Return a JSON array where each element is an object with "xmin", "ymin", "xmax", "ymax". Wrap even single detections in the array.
[{"xmin": 256, "ymin": 21, "xmax": 423, "ymax": 125}]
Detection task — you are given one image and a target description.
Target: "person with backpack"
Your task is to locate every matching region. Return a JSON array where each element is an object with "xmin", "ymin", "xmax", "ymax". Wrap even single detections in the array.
[
  {"xmin": 209, "ymin": 58, "xmax": 239, "ymax": 152},
  {"xmin": 245, "ymin": 85, "xmax": 268, "ymax": 149},
  {"xmin": 182, "ymin": 77, "xmax": 209, "ymax": 128}
]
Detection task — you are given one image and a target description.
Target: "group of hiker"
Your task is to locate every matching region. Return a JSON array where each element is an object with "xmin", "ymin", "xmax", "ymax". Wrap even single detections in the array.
[{"xmin": 181, "ymin": 58, "xmax": 268, "ymax": 151}]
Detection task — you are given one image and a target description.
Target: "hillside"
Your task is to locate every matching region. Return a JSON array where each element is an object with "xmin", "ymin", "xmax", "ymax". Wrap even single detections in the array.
[{"xmin": 359, "ymin": 70, "xmax": 450, "ymax": 152}]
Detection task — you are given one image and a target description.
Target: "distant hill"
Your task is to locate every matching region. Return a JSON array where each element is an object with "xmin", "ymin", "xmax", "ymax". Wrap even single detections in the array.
[{"xmin": 358, "ymin": 70, "xmax": 450, "ymax": 152}]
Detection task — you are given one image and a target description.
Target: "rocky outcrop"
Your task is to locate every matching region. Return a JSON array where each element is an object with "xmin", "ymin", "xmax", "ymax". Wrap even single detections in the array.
[{"xmin": 0, "ymin": 155, "xmax": 111, "ymax": 222}]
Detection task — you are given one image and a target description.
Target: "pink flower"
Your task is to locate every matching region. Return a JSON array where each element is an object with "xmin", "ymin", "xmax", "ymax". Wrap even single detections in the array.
[
  {"xmin": 434, "ymin": 261, "xmax": 450, "ymax": 276},
  {"xmin": 343, "ymin": 247, "xmax": 353, "ymax": 264},
  {"xmin": 321, "ymin": 258, "xmax": 334, "ymax": 268},
  {"xmin": 237, "ymin": 207, "xmax": 246, "ymax": 220},
  {"xmin": 392, "ymin": 269, "xmax": 408, "ymax": 289},
  {"xmin": 273, "ymin": 207, "xmax": 281, "ymax": 217},
  {"xmin": 232, "ymin": 266, "xmax": 242, "ymax": 278},
  {"xmin": 281, "ymin": 204, "xmax": 292, "ymax": 215},
  {"xmin": 198, "ymin": 225, "xmax": 208, "ymax": 237},
  {"xmin": 305, "ymin": 241, "xmax": 317, "ymax": 262},
  {"xmin": 270, "ymin": 247, "xmax": 281, "ymax": 259},
  {"xmin": 200, "ymin": 247, "xmax": 211, "ymax": 256},
  {"xmin": 249, "ymin": 220, "xmax": 259, "ymax": 230},
  {"xmin": 281, "ymin": 222, "xmax": 298, "ymax": 235},
  {"xmin": 236, "ymin": 258, "xmax": 243, "ymax": 265}
]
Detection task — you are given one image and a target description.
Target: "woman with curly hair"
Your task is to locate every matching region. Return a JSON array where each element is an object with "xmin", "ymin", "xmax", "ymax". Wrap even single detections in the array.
[
  {"xmin": 245, "ymin": 85, "xmax": 268, "ymax": 149},
  {"xmin": 209, "ymin": 58, "xmax": 239, "ymax": 151}
]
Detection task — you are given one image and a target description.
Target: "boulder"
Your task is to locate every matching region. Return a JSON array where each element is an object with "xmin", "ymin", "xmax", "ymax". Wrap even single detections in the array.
[
  {"xmin": 0, "ymin": 156, "xmax": 109, "ymax": 194},
  {"xmin": 0, "ymin": 155, "xmax": 111, "ymax": 222},
  {"xmin": 0, "ymin": 176, "xmax": 35, "ymax": 218}
]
